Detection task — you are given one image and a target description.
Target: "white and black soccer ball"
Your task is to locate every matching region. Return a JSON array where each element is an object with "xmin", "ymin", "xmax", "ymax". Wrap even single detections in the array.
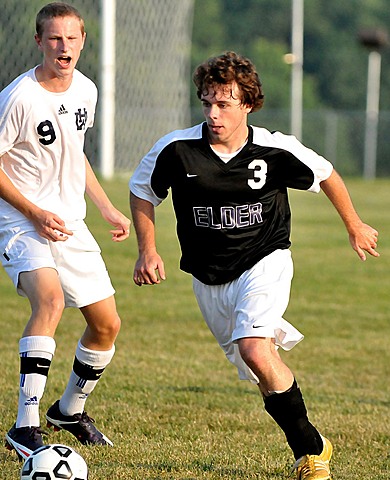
[{"xmin": 20, "ymin": 444, "xmax": 88, "ymax": 480}]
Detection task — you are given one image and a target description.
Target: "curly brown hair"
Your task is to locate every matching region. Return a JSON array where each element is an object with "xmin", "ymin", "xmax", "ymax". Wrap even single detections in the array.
[
  {"xmin": 36, "ymin": 2, "xmax": 85, "ymax": 38},
  {"xmin": 193, "ymin": 51, "xmax": 264, "ymax": 113}
]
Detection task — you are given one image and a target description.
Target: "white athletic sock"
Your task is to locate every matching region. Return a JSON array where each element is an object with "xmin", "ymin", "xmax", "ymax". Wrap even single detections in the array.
[
  {"xmin": 16, "ymin": 336, "xmax": 56, "ymax": 428},
  {"xmin": 59, "ymin": 340, "xmax": 115, "ymax": 416}
]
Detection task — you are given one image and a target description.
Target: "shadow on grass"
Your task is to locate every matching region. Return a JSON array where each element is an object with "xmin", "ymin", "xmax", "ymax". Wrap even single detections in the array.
[{"xmin": 166, "ymin": 385, "xmax": 259, "ymax": 396}]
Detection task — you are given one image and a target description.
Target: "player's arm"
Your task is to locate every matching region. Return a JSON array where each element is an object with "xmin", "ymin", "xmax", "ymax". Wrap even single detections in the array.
[
  {"xmin": 130, "ymin": 191, "xmax": 166, "ymax": 286},
  {"xmin": 0, "ymin": 157, "xmax": 71, "ymax": 241},
  {"xmin": 320, "ymin": 169, "xmax": 379, "ymax": 261},
  {"xmin": 84, "ymin": 156, "xmax": 130, "ymax": 242}
]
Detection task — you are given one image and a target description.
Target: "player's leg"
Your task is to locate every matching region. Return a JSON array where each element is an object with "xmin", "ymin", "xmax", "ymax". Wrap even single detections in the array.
[
  {"xmin": 20, "ymin": 267, "xmax": 65, "ymax": 337},
  {"xmin": 79, "ymin": 295, "xmax": 121, "ymax": 349},
  {"xmin": 6, "ymin": 267, "xmax": 64, "ymax": 459},
  {"xmin": 258, "ymin": 368, "xmax": 332, "ymax": 480},
  {"xmin": 194, "ymin": 250, "xmax": 332, "ymax": 479},
  {"xmin": 237, "ymin": 336, "xmax": 294, "ymax": 395},
  {"xmin": 253, "ymin": 358, "xmax": 332, "ymax": 479},
  {"xmin": 44, "ymin": 226, "xmax": 119, "ymax": 446},
  {"xmin": 237, "ymin": 337, "xmax": 324, "ymax": 457},
  {"xmin": 62, "ymin": 295, "xmax": 120, "ymax": 414},
  {"xmin": 46, "ymin": 296, "xmax": 119, "ymax": 446},
  {"xmin": 233, "ymin": 250, "xmax": 332, "ymax": 479}
]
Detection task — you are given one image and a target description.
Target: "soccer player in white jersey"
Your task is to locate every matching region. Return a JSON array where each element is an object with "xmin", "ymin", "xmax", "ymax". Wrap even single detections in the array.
[
  {"xmin": 129, "ymin": 51, "xmax": 380, "ymax": 480},
  {"xmin": 1, "ymin": 3, "xmax": 131, "ymax": 460}
]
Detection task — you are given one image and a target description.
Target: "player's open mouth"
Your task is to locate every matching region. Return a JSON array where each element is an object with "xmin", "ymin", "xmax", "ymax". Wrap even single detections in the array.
[{"xmin": 57, "ymin": 56, "xmax": 72, "ymax": 67}]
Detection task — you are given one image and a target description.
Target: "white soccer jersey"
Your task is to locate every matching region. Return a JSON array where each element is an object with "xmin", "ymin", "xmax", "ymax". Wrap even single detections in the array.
[
  {"xmin": 130, "ymin": 122, "xmax": 334, "ymax": 285},
  {"xmin": 0, "ymin": 67, "xmax": 97, "ymax": 228}
]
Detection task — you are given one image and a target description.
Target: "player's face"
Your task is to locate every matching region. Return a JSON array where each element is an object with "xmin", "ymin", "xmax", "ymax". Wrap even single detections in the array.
[
  {"xmin": 35, "ymin": 15, "xmax": 86, "ymax": 84},
  {"xmin": 201, "ymin": 82, "xmax": 252, "ymax": 151}
]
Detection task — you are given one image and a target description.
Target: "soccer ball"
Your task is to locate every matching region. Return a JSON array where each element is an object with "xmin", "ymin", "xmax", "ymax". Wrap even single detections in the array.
[{"xmin": 20, "ymin": 444, "xmax": 88, "ymax": 480}]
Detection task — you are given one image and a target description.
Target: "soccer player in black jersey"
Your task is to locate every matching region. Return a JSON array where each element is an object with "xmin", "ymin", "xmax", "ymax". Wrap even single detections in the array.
[{"xmin": 129, "ymin": 51, "xmax": 379, "ymax": 480}]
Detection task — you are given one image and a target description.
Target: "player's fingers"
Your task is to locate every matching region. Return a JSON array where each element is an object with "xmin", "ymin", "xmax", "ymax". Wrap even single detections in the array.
[
  {"xmin": 53, "ymin": 231, "xmax": 69, "ymax": 242},
  {"xmin": 49, "ymin": 215, "xmax": 73, "ymax": 236},
  {"xmin": 366, "ymin": 246, "xmax": 380, "ymax": 258},
  {"xmin": 356, "ymin": 247, "xmax": 367, "ymax": 261},
  {"xmin": 361, "ymin": 233, "xmax": 379, "ymax": 255},
  {"xmin": 55, "ymin": 226, "xmax": 73, "ymax": 236},
  {"xmin": 134, "ymin": 267, "xmax": 160, "ymax": 286},
  {"xmin": 133, "ymin": 269, "xmax": 146, "ymax": 286},
  {"xmin": 356, "ymin": 243, "xmax": 379, "ymax": 260},
  {"xmin": 157, "ymin": 262, "xmax": 166, "ymax": 281},
  {"xmin": 110, "ymin": 228, "xmax": 130, "ymax": 241},
  {"xmin": 42, "ymin": 228, "xmax": 69, "ymax": 242}
]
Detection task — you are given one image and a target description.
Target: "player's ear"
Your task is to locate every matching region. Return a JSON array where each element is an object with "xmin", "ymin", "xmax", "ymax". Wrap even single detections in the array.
[
  {"xmin": 34, "ymin": 33, "xmax": 43, "ymax": 50},
  {"xmin": 81, "ymin": 32, "xmax": 87, "ymax": 50},
  {"xmin": 243, "ymin": 103, "xmax": 253, "ymax": 114}
]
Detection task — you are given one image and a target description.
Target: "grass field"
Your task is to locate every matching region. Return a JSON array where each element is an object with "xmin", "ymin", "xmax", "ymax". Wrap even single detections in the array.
[{"xmin": 0, "ymin": 177, "xmax": 389, "ymax": 479}]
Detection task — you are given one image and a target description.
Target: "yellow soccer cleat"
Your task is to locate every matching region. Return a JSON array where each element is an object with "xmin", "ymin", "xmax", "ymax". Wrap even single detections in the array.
[{"xmin": 293, "ymin": 436, "xmax": 333, "ymax": 480}]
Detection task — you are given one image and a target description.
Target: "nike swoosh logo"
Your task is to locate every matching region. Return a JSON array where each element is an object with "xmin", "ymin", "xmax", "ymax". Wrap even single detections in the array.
[
  {"xmin": 252, "ymin": 325, "xmax": 262, "ymax": 328},
  {"xmin": 186, "ymin": 173, "xmax": 198, "ymax": 177}
]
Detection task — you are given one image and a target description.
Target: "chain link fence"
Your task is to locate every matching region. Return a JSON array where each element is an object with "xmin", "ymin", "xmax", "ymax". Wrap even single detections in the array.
[{"xmin": 0, "ymin": 0, "xmax": 194, "ymax": 173}]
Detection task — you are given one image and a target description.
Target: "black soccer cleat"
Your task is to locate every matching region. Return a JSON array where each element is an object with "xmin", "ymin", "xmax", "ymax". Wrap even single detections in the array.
[
  {"xmin": 5, "ymin": 423, "xmax": 45, "ymax": 460},
  {"xmin": 46, "ymin": 400, "xmax": 113, "ymax": 446}
]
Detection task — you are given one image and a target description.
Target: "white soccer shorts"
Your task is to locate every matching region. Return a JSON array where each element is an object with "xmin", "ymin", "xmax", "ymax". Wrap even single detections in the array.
[
  {"xmin": 192, "ymin": 249, "xmax": 304, "ymax": 383},
  {"xmin": 0, "ymin": 221, "xmax": 115, "ymax": 308}
]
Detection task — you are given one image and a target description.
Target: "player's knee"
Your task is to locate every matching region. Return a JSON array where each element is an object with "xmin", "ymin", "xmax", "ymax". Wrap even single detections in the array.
[
  {"xmin": 32, "ymin": 290, "xmax": 65, "ymax": 320},
  {"xmin": 109, "ymin": 314, "xmax": 121, "ymax": 338},
  {"xmin": 238, "ymin": 337, "xmax": 275, "ymax": 369},
  {"xmin": 91, "ymin": 313, "xmax": 121, "ymax": 342}
]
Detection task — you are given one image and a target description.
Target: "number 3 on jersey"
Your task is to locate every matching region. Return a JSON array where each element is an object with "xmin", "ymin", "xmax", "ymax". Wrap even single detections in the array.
[
  {"xmin": 248, "ymin": 159, "xmax": 267, "ymax": 190},
  {"xmin": 37, "ymin": 120, "xmax": 56, "ymax": 145}
]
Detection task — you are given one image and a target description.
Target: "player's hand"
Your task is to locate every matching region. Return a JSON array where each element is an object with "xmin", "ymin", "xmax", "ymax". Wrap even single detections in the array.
[
  {"xmin": 133, "ymin": 251, "xmax": 166, "ymax": 286},
  {"xmin": 100, "ymin": 206, "xmax": 131, "ymax": 242},
  {"xmin": 348, "ymin": 223, "xmax": 379, "ymax": 261},
  {"xmin": 32, "ymin": 210, "xmax": 73, "ymax": 242}
]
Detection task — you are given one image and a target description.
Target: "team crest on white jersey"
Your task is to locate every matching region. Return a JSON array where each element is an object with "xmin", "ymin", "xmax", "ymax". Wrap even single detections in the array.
[{"xmin": 75, "ymin": 108, "xmax": 88, "ymax": 130}]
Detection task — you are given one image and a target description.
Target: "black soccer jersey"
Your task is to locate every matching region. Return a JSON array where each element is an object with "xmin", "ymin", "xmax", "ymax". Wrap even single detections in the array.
[{"xmin": 130, "ymin": 122, "xmax": 333, "ymax": 285}]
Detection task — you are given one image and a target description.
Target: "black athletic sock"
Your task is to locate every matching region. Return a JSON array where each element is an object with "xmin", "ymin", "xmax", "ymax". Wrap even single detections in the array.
[{"xmin": 263, "ymin": 379, "xmax": 323, "ymax": 459}]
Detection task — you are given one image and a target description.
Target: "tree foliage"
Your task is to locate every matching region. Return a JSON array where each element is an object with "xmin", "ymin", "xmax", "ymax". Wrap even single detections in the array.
[{"xmin": 191, "ymin": 0, "xmax": 390, "ymax": 111}]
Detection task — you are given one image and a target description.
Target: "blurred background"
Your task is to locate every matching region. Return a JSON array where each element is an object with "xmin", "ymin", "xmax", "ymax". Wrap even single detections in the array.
[{"xmin": 1, "ymin": 0, "xmax": 390, "ymax": 177}]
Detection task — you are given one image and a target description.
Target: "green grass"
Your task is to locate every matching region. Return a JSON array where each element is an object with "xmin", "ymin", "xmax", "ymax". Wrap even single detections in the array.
[{"xmin": 1, "ymin": 177, "xmax": 389, "ymax": 479}]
